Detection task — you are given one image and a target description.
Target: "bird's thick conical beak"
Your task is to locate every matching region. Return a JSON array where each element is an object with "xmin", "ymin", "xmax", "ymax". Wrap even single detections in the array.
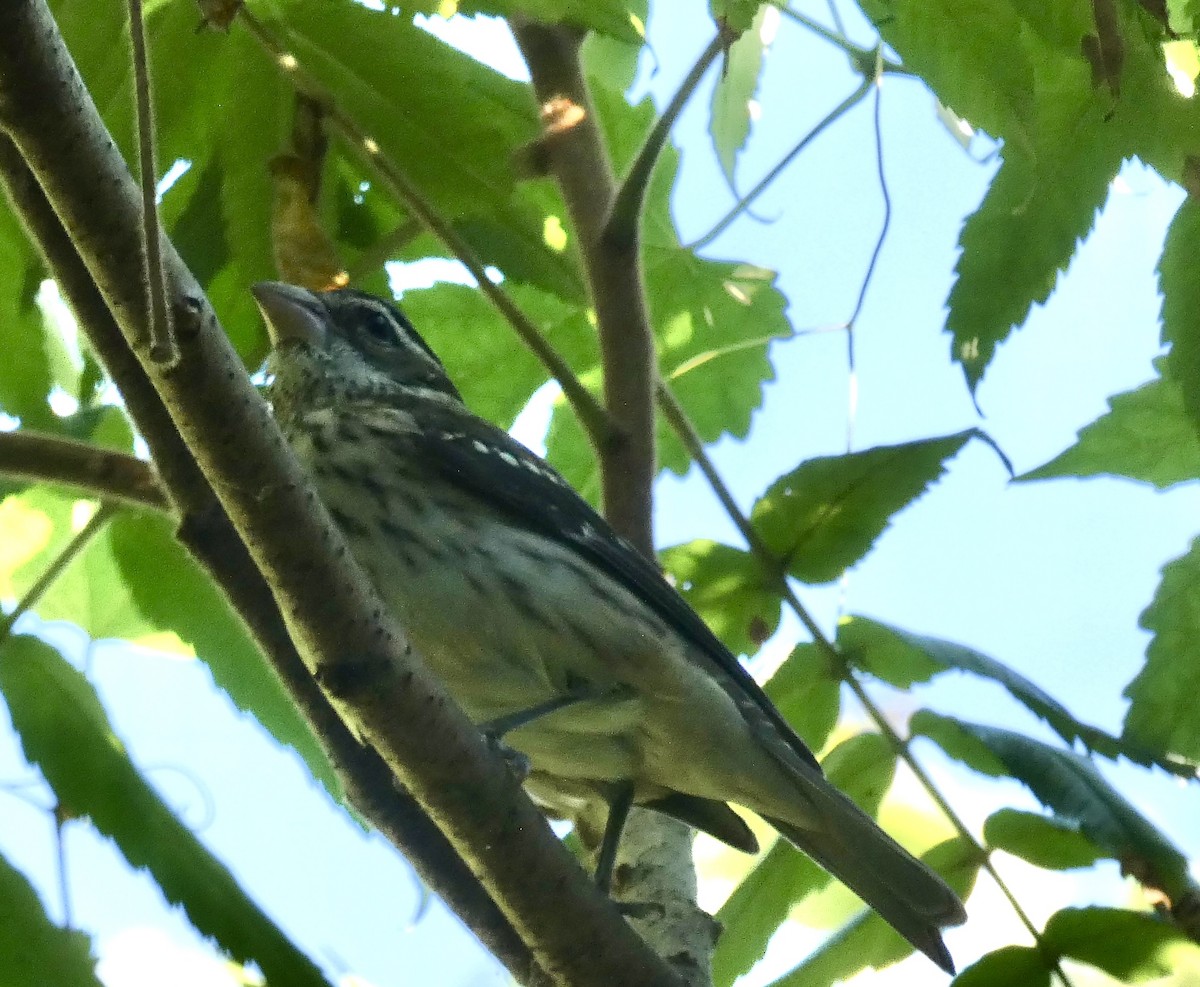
[{"xmin": 252, "ymin": 281, "xmax": 328, "ymax": 349}]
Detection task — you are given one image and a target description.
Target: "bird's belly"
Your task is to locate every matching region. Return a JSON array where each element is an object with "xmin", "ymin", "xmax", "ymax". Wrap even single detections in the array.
[{"xmin": 330, "ymin": 492, "xmax": 666, "ymax": 783}]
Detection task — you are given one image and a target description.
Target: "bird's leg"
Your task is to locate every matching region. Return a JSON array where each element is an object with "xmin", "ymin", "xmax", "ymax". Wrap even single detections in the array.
[
  {"xmin": 595, "ymin": 781, "xmax": 634, "ymax": 893},
  {"xmin": 478, "ymin": 683, "xmax": 631, "ymax": 782}
]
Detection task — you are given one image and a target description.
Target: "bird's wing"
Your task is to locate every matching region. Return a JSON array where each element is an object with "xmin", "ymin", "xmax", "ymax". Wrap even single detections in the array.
[{"xmin": 398, "ymin": 405, "xmax": 821, "ymax": 775}]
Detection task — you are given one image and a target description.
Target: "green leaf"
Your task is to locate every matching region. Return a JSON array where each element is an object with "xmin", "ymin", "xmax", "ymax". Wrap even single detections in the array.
[
  {"xmin": 710, "ymin": 6, "xmax": 769, "ymax": 185},
  {"xmin": 0, "ymin": 210, "xmax": 56, "ymax": 429},
  {"xmin": 952, "ymin": 946, "xmax": 1050, "ymax": 987},
  {"xmin": 1126, "ymin": 534, "xmax": 1200, "ymax": 765},
  {"xmin": 713, "ymin": 734, "xmax": 895, "ymax": 987},
  {"xmin": 1160, "ymin": 199, "xmax": 1200, "ymax": 433},
  {"xmin": 439, "ymin": 1, "xmax": 641, "ymax": 42},
  {"xmin": 763, "ymin": 643, "xmax": 841, "ymax": 751},
  {"xmin": 916, "ymin": 714, "xmax": 1194, "ymax": 901},
  {"xmin": 1043, "ymin": 907, "xmax": 1200, "ymax": 982},
  {"xmin": 5, "ymin": 489, "xmax": 159, "ymax": 645},
  {"xmin": 0, "ymin": 851, "xmax": 104, "ymax": 987},
  {"xmin": 659, "ymin": 540, "xmax": 782, "ymax": 656},
  {"xmin": 859, "ymin": 0, "xmax": 1132, "ymax": 388},
  {"xmin": 983, "ymin": 808, "xmax": 1104, "ymax": 870},
  {"xmin": 1020, "ymin": 361, "xmax": 1200, "ymax": 489},
  {"xmin": 107, "ymin": 512, "xmax": 342, "ymax": 802},
  {"xmin": 0, "ymin": 634, "xmax": 332, "ymax": 987},
  {"xmin": 840, "ymin": 615, "xmax": 1192, "ymax": 775},
  {"xmin": 910, "ymin": 710, "xmax": 1008, "ymax": 777},
  {"xmin": 766, "ymin": 838, "xmax": 980, "ymax": 986},
  {"xmin": 400, "ymin": 281, "xmax": 584, "ymax": 430},
  {"xmin": 750, "ymin": 432, "xmax": 978, "ymax": 584}
]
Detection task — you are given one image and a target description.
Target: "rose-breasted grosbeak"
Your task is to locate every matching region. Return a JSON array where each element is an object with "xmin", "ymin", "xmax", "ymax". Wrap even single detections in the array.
[{"xmin": 253, "ymin": 281, "xmax": 966, "ymax": 971}]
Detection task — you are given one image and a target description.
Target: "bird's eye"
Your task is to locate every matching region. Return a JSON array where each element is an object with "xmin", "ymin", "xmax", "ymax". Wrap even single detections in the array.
[{"xmin": 362, "ymin": 312, "xmax": 397, "ymax": 346}]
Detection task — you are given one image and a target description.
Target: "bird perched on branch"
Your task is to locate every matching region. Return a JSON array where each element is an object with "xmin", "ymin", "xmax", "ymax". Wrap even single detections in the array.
[{"xmin": 254, "ymin": 281, "xmax": 967, "ymax": 971}]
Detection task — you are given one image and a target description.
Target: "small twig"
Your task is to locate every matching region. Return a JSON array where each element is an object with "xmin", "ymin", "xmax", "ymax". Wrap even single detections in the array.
[
  {"xmin": 775, "ymin": 3, "xmax": 911, "ymax": 76},
  {"xmin": 127, "ymin": 0, "xmax": 175, "ymax": 364},
  {"xmin": 237, "ymin": 8, "xmax": 617, "ymax": 453},
  {"xmin": 605, "ymin": 29, "xmax": 728, "ymax": 249},
  {"xmin": 689, "ymin": 79, "xmax": 872, "ymax": 250},
  {"xmin": 657, "ymin": 379, "xmax": 1075, "ymax": 984},
  {"xmin": 0, "ymin": 431, "xmax": 167, "ymax": 511},
  {"xmin": 843, "ymin": 66, "xmax": 889, "ymax": 452},
  {"xmin": 0, "ymin": 502, "xmax": 118, "ymax": 641}
]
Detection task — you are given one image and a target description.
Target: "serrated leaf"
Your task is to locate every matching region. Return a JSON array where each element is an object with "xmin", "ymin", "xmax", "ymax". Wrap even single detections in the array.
[
  {"xmin": 840, "ymin": 615, "xmax": 1192, "ymax": 776},
  {"xmin": 659, "ymin": 540, "xmax": 782, "ymax": 656},
  {"xmin": 0, "ymin": 634, "xmax": 332, "ymax": 987},
  {"xmin": 107, "ymin": 512, "xmax": 342, "ymax": 802},
  {"xmin": 983, "ymin": 808, "xmax": 1104, "ymax": 870},
  {"xmin": 859, "ymin": 1, "xmax": 1182, "ymax": 389},
  {"xmin": 766, "ymin": 838, "xmax": 980, "ymax": 986},
  {"xmin": 917, "ymin": 714, "xmax": 1194, "ymax": 901},
  {"xmin": 1160, "ymin": 199, "xmax": 1200, "ymax": 433},
  {"xmin": 911, "ymin": 710, "xmax": 1009, "ymax": 777},
  {"xmin": 1043, "ymin": 907, "xmax": 1200, "ymax": 982},
  {"xmin": 1126, "ymin": 535, "xmax": 1200, "ymax": 764},
  {"xmin": 952, "ymin": 945, "xmax": 1050, "ymax": 987},
  {"xmin": 710, "ymin": 6, "xmax": 770, "ymax": 185},
  {"xmin": 713, "ymin": 734, "xmax": 895, "ymax": 986},
  {"xmin": 0, "ymin": 851, "xmax": 104, "ymax": 987},
  {"xmin": 763, "ymin": 643, "xmax": 841, "ymax": 751},
  {"xmin": 750, "ymin": 432, "xmax": 977, "ymax": 584},
  {"xmin": 400, "ymin": 281, "xmax": 584, "ymax": 430},
  {"xmin": 1020, "ymin": 361, "xmax": 1200, "ymax": 489}
]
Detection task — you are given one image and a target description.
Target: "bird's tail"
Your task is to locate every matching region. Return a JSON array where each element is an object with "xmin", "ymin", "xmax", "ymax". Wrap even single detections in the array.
[{"xmin": 763, "ymin": 780, "xmax": 967, "ymax": 973}]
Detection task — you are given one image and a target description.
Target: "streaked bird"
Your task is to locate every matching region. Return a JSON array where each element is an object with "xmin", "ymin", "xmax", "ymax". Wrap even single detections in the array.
[{"xmin": 254, "ymin": 281, "xmax": 967, "ymax": 971}]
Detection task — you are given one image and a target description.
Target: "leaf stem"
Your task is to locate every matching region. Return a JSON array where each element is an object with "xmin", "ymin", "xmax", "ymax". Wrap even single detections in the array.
[
  {"xmin": 657, "ymin": 379, "xmax": 1075, "ymax": 985},
  {"xmin": 605, "ymin": 28, "xmax": 729, "ymax": 249},
  {"xmin": 0, "ymin": 502, "xmax": 118, "ymax": 642},
  {"xmin": 689, "ymin": 79, "xmax": 871, "ymax": 250},
  {"xmin": 127, "ymin": 0, "xmax": 175, "ymax": 365}
]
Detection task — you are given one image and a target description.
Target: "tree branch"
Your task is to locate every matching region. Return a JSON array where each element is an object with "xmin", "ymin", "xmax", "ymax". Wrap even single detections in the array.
[
  {"xmin": 0, "ymin": 431, "xmax": 165, "ymax": 510},
  {"xmin": 514, "ymin": 22, "xmax": 716, "ymax": 985},
  {"xmin": 513, "ymin": 21, "xmax": 657, "ymax": 552},
  {"xmin": 605, "ymin": 29, "xmax": 727, "ymax": 250},
  {"xmin": 0, "ymin": 5, "xmax": 679, "ymax": 983},
  {"xmin": 0, "ymin": 134, "xmax": 533, "ymax": 978}
]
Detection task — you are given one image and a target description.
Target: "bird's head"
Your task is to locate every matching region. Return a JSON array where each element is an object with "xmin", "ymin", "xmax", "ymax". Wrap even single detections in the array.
[{"xmin": 253, "ymin": 281, "xmax": 462, "ymax": 417}]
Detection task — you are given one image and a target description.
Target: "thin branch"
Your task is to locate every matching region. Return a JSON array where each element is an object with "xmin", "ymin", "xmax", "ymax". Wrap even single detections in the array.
[
  {"xmin": 0, "ymin": 502, "xmax": 117, "ymax": 639},
  {"xmin": 656, "ymin": 379, "xmax": 1075, "ymax": 985},
  {"xmin": 0, "ymin": 5, "xmax": 678, "ymax": 983},
  {"xmin": 236, "ymin": 8, "xmax": 617, "ymax": 455},
  {"xmin": 0, "ymin": 431, "xmax": 166, "ymax": 511},
  {"xmin": 514, "ymin": 20, "xmax": 710, "ymax": 982},
  {"xmin": 605, "ymin": 29, "xmax": 728, "ymax": 249},
  {"xmin": 127, "ymin": 0, "xmax": 175, "ymax": 364},
  {"xmin": 774, "ymin": 3, "xmax": 910, "ymax": 76},
  {"xmin": 689, "ymin": 79, "xmax": 872, "ymax": 250},
  {"xmin": 843, "ymin": 69, "xmax": 888, "ymax": 451}
]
